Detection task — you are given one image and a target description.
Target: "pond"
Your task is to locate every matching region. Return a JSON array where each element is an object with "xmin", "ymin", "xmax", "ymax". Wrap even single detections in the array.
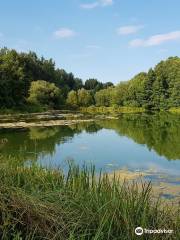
[{"xmin": 0, "ymin": 112, "xmax": 180, "ymax": 201}]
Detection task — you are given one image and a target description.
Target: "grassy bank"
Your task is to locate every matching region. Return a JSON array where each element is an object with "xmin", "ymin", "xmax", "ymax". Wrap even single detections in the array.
[
  {"xmin": 80, "ymin": 106, "xmax": 145, "ymax": 115},
  {"xmin": 0, "ymin": 163, "xmax": 179, "ymax": 239},
  {"xmin": 168, "ymin": 107, "xmax": 180, "ymax": 114},
  {"xmin": 0, "ymin": 106, "xmax": 144, "ymax": 116},
  {"xmin": 1, "ymin": 106, "xmax": 180, "ymax": 117},
  {"xmin": 0, "ymin": 105, "xmax": 46, "ymax": 115}
]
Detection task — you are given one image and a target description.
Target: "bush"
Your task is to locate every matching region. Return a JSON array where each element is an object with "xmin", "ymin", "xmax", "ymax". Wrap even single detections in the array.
[{"xmin": 27, "ymin": 80, "xmax": 63, "ymax": 109}]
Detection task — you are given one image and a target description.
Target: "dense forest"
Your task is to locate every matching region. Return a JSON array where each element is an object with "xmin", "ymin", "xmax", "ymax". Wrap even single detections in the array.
[{"xmin": 0, "ymin": 47, "xmax": 180, "ymax": 111}]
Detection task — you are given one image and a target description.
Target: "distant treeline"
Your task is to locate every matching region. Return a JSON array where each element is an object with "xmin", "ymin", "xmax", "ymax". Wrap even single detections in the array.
[
  {"xmin": 0, "ymin": 48, "xmax": 113, "ymax": 110},
  {"xmin": 0, "ymin": 47, "xmax": 180, "ymax": 111}
]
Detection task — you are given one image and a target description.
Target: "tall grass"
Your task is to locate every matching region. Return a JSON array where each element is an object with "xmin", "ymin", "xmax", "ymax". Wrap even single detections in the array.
[
  {"xmin": 0, "ymin": 163, "xmax": 179, "ymax": 239},
  {"xmin": 169, "ymin": 107, "xmax": 180, "ymax": 114},
  {"xmin": 80, "ymin": 106, "xmax": 145, "ymax": 115}
]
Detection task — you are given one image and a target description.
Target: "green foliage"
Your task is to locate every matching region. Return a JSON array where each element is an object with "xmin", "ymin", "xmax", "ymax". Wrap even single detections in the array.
[
  {"xmin": 93, "ymin": 57, "xmax": 180, "ymax": 110},
  {"xmin": 77, "ymin": 88, "xmax": 94, "ymax": 107},
  {"xmin": 111, "ymin": 82, "xmax": 129, "ymax": 106},
  {"xmin": 84, "ymin": 79, "xmax": 113, "ymax": 92},
  {"xmin": 66, "ymin": 90, "xmax": 78, "ymax": 107},
  {"xmin": 169, "ymin": 107, "xmax": 180, "ymax": 113},
  {"xmin": 74, "ymin": 78, "xmax": 83, "ymax": 90},
  {"xmin": 27, "ymin": 80, "xmax": 63, "ymax": 108},
  {"xmin": 67, "ymin": 89, "xmax": 94, "ymax": 107},
  {"xmin": 95, "ymin": 87, "xmax": 114, "ymax": 106},
  {"xmin": 0, "ymin": 48, "xmax": 114, "ymax": 111},
  {"xmin": 0, "ymin": 163, "xmax": 179, "ymax": 239},
  {"xmin": 0, "ymin": 49, "xmax": 28, "ymax": 107},
  {"xmin": 80, "ymin": 106, "xmax": 144, "ymax": 114},
  {"xmin": 0, "ymin": 48, "xmax": 83, "ymax": 109},
  {"xmin": 84, "ymin": 78, "xmax": 102, "ymax": 91},
  {"xmin": 106, "ymin": 73, "xmax": 147, "ymax": 108},
  {"xmin": 126, "ymin": 72, "xmax": 147, "ymax": 107},
  {"xmin": 0, "ymin": 47, "xmax": 180, "ymax": 111}
]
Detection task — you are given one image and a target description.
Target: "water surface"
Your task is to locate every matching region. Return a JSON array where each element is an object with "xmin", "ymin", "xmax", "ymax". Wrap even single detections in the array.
[{"xmin": 0, "ymin": 113, "xmax": 180, "ymax": 200}]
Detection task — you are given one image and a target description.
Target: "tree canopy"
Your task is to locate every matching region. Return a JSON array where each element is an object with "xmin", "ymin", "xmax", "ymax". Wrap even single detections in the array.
[
  {"xmin": 0, "ymin": 48, "xmax": 113, "ymax": 109},
  {"xmin": 27, "ymin": 80, "xmax": 63, "ymax": 109},
  {"xmin": 0, "ymin": 47, "xmax": 180, "ymax": 111}
]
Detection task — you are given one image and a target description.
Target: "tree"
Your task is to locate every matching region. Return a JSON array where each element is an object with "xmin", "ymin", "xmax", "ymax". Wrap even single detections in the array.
[
  {"xmin": 85, "ymin": 79, "xmax": 98, "ymax": 90},
  {"xmin": 74, "ymin": 78, "xmax": 83, "ymax": 90},
  {"xmin": 154, "ymin": 57, "xmax": 180, "ymax": 108},
  {"xmin": 66, "ymin": 90, "xmax": 78, "ymax": 107},
  {"xmin": 126, "ymin": 73, "xmax": 146, "ymax": 107},
  {"xmin": 144, "ymin": 69, "xmax": 156, "ymax": 109},
  {"xmin": 112, "ymin": 82, "xmax": 129, "ymax": 106},
  {"xmin": 1, "ymin": 47, "xmax": 180, "ymax": 111},
  {"xmin": 77, "ymin": 88, "xmax": 94, "ymax": 107},
  {"xmin": 84, "ymin": 79, "xmax": 103, "ymax": 91},
  {"xmin": 152, "ymin": 61, "xmax": 169, "ymax": 109},
  {"xmin": 0, "ymin": 48, "xmax": 82, "ymax": 108},
  {"xmin": 95, "ymin": 88, "xmax": 113, "ymax": 106},
  {"xmin": 103, "ymin": 82, "xmax": 114, "ymax": 89},
  {"xmin": 0, "ymin": 49, "xmax": 27, "ymax": 107},
  {"xmin": 27, "ymin": 80, "xmax": 63, "ymax": 108}
]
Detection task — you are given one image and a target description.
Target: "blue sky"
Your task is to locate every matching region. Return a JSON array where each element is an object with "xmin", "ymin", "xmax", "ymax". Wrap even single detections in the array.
[{"xmin": 0, "ymin": 0, "xmax": 180, "ymax": 83}]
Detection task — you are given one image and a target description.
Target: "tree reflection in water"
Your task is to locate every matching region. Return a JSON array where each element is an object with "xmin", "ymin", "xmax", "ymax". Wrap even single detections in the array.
[{"xmin": 0, "ymin": 113, "xmax": 180, "ymax": 165}]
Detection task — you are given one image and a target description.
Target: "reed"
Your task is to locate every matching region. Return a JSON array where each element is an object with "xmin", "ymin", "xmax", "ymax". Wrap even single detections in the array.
[
  {"xmin": 0, "ymin": 163, "xmax": 179, "ymax": 239},
  {"xmin": 168, "ymin": 107, "xmax": 180, "ymax": 114},
  {"xmin": 80, "ymin": 106, "xmax": 145, "ymax": 115}
]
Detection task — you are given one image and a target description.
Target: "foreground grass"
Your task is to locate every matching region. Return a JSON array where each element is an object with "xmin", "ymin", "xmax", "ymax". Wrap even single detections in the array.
[{"xmin": 0, "ymin": 164, "xmax": 179, "ymax": 240}]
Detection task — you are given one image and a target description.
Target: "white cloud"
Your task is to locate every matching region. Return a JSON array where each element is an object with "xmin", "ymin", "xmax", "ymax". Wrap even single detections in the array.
[
  {"xmin": 100, "ymin": 0, "xmax": 113, "ymax": 6},
  {"xmin": 129, "ymin": 31, "xmax": 180, "ymax": 47},
  {"xmin": 80, "ymin": 2, "xmax": 99, "ymax": 9},
  {"xmin": 146, "ymin": 31, "xmax": 180, "ymax": 46},
  {"xmin": 80, "ymin": 0, "xmax": 113, "ymax": 9},
  {"xmin": 117, "ymin": 25, "xmax": 143, "ymax": 35},
  {"xmin": 53, "ymin": 28, "xmax": 76, "ymax": 39}
]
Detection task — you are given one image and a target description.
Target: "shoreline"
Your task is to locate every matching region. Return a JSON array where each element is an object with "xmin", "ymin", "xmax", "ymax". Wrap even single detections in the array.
[
  {"xmin": 0, "ymin": 118, "xmax": 94, "ymax": 129},
  {"xmin": 0, "ymin": 108, "xmax": 179, "ymax": 128}
]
